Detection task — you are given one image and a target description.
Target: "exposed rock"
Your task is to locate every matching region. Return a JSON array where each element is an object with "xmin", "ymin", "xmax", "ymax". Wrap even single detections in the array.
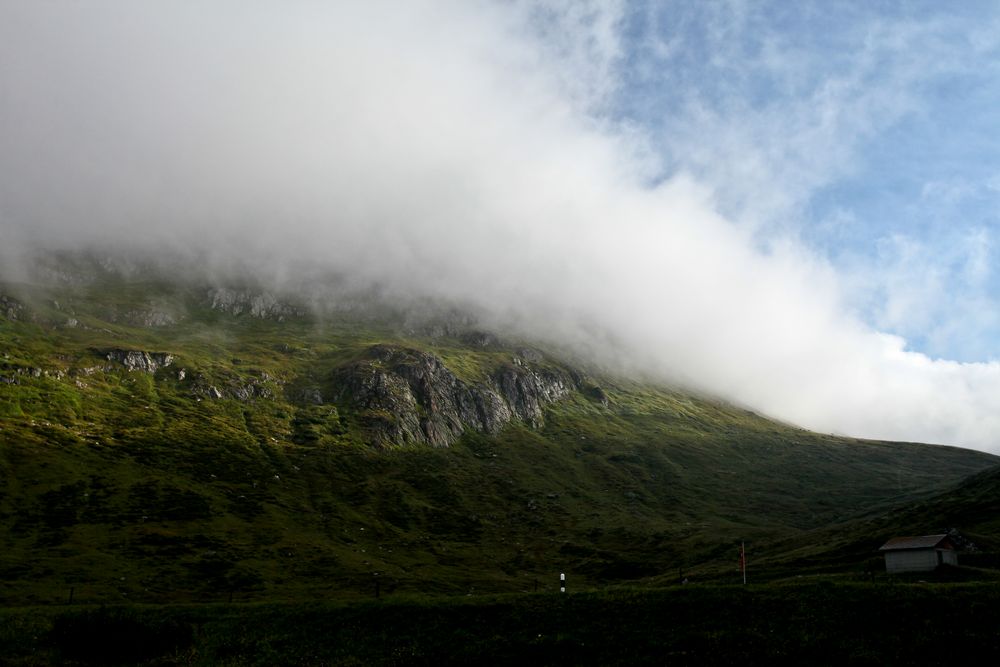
[
  {"xmin": 400, "ymin": 308, "xmax": 480, "ymax": 339},
  {"xmin": 492, "ymin": 362, "xmax": 572, "ymax": 427},
  {"xmin": 29, "ymin": 265, "xmax": 93, "ymax": 286},
  {"xmin": 189, "ymin": 381, "xmax": 224, "ymax": 399},
  {"xmin": 207, "ymin": 288, "xmax": 305, "ymax": 320},
  {"xmin": 946, "ymin": 528, "xmax": 978, "ymax": 552},
  {"xmin": 584, "ymin": 384, "xmax": 610, "ymax": 407},
  {"xmin": 189, "ymin": 370, "xmax": 275, "ymax": 402},
  {"xmin": 0, "ymin": 295, "xmax": 25, "ymax": 321},
  {"xmin": 103, "ymin": 349, "xmax": 175, "ymax": 373},
  {"xmin": 515, "ymin": 347, "xmax": 545, "ymax": 363},
  {"xmin": 230, "ymin": 381, "xmax": 273, "ymax": 402},
  {"xmin": 1, "ymin": 365, "xmax": 43, "ymax": 378},
  {"xmin": 98, "ymin": 305, "xmax": 179, "ymax": 327},
  {"xmin": 460, "ymin": 331, "xmax": 501, "ymax": 348},
  {"xmin": 125, "ymin": 309, "xmax": 178, "ymax": 327},
  {"xmin": 331, "ymin": 344, "xmax": 575, "ymax": 447},
  {"xmin": 289, "ymin": 386, "xmax": 325, "ymax": 405},
  {"xmin": 27, "ymin": 252, "xmax": 150, "ymax": 286},
  {"xmin": 0, "ymin": 364, "xmax": 66, "ymax": 383}
]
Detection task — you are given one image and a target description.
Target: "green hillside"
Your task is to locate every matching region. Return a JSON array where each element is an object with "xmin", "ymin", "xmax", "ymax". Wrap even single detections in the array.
[
  {"xmin": 760, "ymin": 462, "xmax": 1000, "ymax": 577},
  {"xmin": 2, "ymin": 265, "xmax": 997, "ymax": 605}
]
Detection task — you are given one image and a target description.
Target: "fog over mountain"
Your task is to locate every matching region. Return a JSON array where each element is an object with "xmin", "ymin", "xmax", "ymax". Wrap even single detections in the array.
[{"xmin": 3, "ymin": 1, "xmax": 1000, "ymax": 451}]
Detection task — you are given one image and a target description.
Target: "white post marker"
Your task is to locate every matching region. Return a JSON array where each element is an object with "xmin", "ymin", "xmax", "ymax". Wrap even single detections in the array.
[{"xmin": 560, "ymin": 572, "xmax": 566, "ymax": 593}]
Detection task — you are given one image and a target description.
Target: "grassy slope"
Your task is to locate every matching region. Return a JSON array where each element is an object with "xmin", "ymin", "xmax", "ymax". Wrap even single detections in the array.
[
  {"xmin": 760, "ymin": 463, "xmax": 1000, "ymax": 576},
  {"xmin": 1, "ymin": 275, "xmax": 998, "ymax": 605}
]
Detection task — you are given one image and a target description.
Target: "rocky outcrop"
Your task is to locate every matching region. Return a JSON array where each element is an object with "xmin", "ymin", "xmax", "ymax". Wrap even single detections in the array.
[
  {"xmin": 189, "ymin": 369, "xmax": 276, "ymax": 402},
  {"xmin": 459, "ymin": 331, "xmax": 501, "ymax": 348},
  {"xmin": 583, "ymin": 384, "xmax": 610, "ymax": 407},
  {"xmin": 492, "ymin": 361, "xmax": 573, "ymax": 426},
  {"xmin": 228, "ymin": 377, "xmax": 274, "ymax": 401},
  {"xmin": 287, "ymin": 386, "xmax": 325, "ymax": 405},
  {"xmin": 1, "ymin": 295, "xmax": 25, "ymax": 321},
  {"xmin": 98, "ymin": 305, "xmax": 178, "ymax": 328},
  {"xmin": 122, "ymin": 309, "xmax": 178, "ymax": 327},
  {"xmin": 331, "ymin": 344, "xmax": 576, "ymax": 447},
  {"xmin": 26, "ymin": 252, "xmax": 150, "ymax": 286},
  {"xmin": 207, "ymin": 288, "xmax": 305, "ymax": 320},
  {"xmin": 103, "ymin": 349, "xmax": 175, "ymax": 373},
  {"xmin": 0, "ymin": 363, "xmax": 67, "ymax": 384}
]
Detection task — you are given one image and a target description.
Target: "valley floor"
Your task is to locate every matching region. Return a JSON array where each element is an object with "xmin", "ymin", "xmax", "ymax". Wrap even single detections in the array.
[{"xmin": 3, "ymin": 580, "xmax": 1000, "ymax": 665}]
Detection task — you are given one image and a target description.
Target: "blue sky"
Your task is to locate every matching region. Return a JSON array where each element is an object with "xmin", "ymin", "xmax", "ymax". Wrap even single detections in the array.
[{"xmin": 605, "ymin": 0, "xmax": 1000, "ymax": 362}]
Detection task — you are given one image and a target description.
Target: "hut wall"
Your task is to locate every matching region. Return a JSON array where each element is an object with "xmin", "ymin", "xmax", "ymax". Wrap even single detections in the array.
[{"xmin": 884, "ymin": 549, "xmax": 939, "ymax": 573}]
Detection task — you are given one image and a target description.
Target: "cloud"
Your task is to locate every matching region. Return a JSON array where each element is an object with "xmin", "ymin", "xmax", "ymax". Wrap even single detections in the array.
[
  {"xmin": 855, "ymin": 228, "xmax": 998, "ymax": 363},
  {"xmin": 3, "ymin": 2, "xmax": 1000, "ymax": 451},
  {"xmin": 620, "ymin": 2, "xmax": 965, "ymax": 231}
]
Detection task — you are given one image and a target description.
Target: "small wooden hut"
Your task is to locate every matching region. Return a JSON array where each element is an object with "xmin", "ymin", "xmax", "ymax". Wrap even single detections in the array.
[{"xmin": 878, "ymin": 534, "xmax": 958, "ymax": 573}]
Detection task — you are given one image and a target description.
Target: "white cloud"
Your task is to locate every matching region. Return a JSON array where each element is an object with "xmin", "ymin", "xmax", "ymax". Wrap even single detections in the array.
[
  {"xmin": 857, "ymin": 229, "xmax": 999, "ymax": 363},
  {"xmin": 624, "ymin": 4, "xmax": 970, "ymax": 233},
  {"xmin": 4, "ymin": 2, "xmax": 1000, "ymax": 451}
]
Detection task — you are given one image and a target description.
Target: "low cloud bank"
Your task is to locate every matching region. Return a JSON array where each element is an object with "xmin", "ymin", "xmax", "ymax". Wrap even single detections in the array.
[{"xmin": 2, "ymin": 2, "xmax": 999, "ymax": 451}]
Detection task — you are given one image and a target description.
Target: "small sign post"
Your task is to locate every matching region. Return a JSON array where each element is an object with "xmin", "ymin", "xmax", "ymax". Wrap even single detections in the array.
[{"xmin": 560, "ymin": 572, "xmax": 565, "ymax": 593}]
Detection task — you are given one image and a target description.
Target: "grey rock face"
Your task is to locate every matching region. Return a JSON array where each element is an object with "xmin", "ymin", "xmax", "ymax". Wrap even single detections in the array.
[
  {"xmin": 104, "ymin": 349, "xmax": 175, "ymax": 373},
  {"xmin": 0, "ymin": 364, "xmax": 38, "ymax": 384},
  {"xmin": 125, "ymin": 309, "xmax": 178, "ymax": 327},
  {"xmin": 1, "ymin": 364, "xmax": 68, "ymax": 384},
  {"xmin": 332, "ymin": 344, "xmax": 575, "ymax": 447},
  {"xmin": 492, "ymin": 362, "xmax": 573, "ymax": 427},
  {"xmin": 583, "ymin": 384, "xmax": 610, "ymax": 406},
  {"xmin": 207, "ymin": 288, "xmax": 305, "ymax": 320},
  {"xmin": 100, "ymin": 306, "xmax": 179, "ymax": 328},
  {"xmin": 289, "ymin": 386, "xmax": 325, "ymax": 405},
  {"xmin": 0, "ymin": 295, "xmax": 25, "ymax": 321},
  {"xmin": 189, "ymin": 369, "xmax": 276, "ymax": 402},
  {"xmin": 459, "ymin": 331, "xmax": 501, "ymax": 348},
  {"xmin": 229, "ymin": 380, "xmax": 273, "ymax": 401}
]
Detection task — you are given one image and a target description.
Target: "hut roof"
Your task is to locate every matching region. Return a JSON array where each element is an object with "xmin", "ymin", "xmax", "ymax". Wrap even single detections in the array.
[{"xmin": 878, "ymin": 534, "xmax": 954, "ymax": 552}]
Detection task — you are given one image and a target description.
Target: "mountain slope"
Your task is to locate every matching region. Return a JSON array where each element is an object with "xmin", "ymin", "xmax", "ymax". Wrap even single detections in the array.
[
  {"xmin": 758, "ymin": 462, "xmax": 1000, "ymax": 577},
  {"xmin": 1, "ymin": 266, "xmax": 997, "ymax": 604}
]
